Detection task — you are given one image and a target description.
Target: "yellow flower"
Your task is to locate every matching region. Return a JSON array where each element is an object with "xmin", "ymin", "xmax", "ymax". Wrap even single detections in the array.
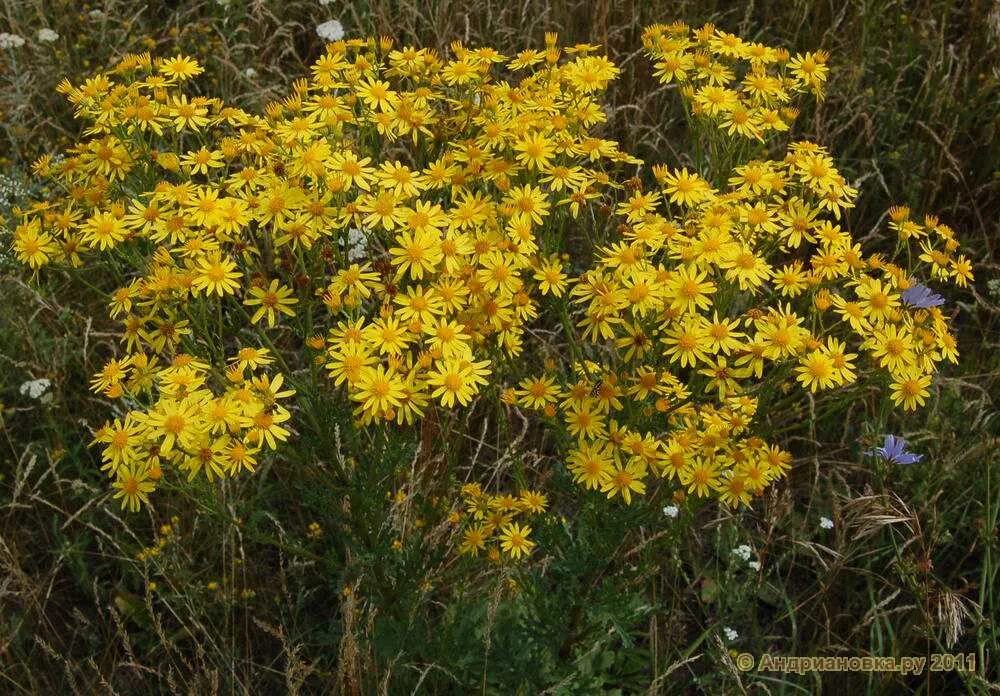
[
  {"xmin": 533, "ymin": 258, "xmax": 567, "ymax": 296},
  {"xmin": 13, "ymin": 221, "xmax": 58, "ymax": 268},
  {"xmin": 192, "ymin": 253, "xmax": 242, "ymax": 296},
  {"xmin": 865, "ymin": 324, "xmax": 915, "ymax": 375},
  {"xmin": 514, "ymin": 131, "xmax": 555, "ymax": 171},
  {"xmin": 601, "ymin": 459, "xmax": 647, "ymax": 504},
  {"xmin": 516, "ymin": 375, "xmax": 560, "ymax": 410},
  {"xmin": 459, "ymin": 525, "xmax": 489, "ymax": 556},
  {"xmin": 82, "ymin": 211, "xmax": 128, "ymax": 250},
  {"xmin": 890, "ymin": 369, "xmax": 932, "ymax": 411},
  {"xmin": 795, "ymin": 349, "xmax": 836, "ymax": 393},
  {"xmin": 14, "ymin": 25, "xmax": 966, "ymax": 522},
  {"xmin": 498, "ymin": 523, "xmax": 535, "ymax": 560},
  {"xmin": 568, "ymin": 442, "xmax": 613, "ymax": 490},
  {"xmin": 564, "ymin": 401, "xmax": 606, "ymax": 440},
  {"xmin": 181, "ymin": 147, "xmax": 224, "ymax": 175},
  {"xmin": 246, "ymin": 406, "xmax": 291, "ymax": 450},
  {"xmin": 169, "ymin": 93, "xmax": 210, "ymax": 131},
  {"xmin": 353, "ymin": 365, "xmax": 406, "ymax": 416},
  {"xmin": 389, "ymin": 229, "xmax": 442, "ymax": 279},
  {"xmin": 143, "ymin": 398, "xmax": 204, "ymax": 455},
  {"xmin": 679, "ymin": 457, "xmax": 721, "ymax": 497},
  {"xmin": 662, "ymin": 167, "xmax": 712, "ymax": 206},
  {"xmin": 245, "ymin": 280, "xmax": 298, "ymax": 327},
  {"xmin": 426, "ymin": 359, "xmax": 477, "ymax": 407},
  {"xmin": 158, "ymin": 54, "xmax": 204, "ymax": 80},
  {"xmin": 113, "ymin": 466, "xmax": 156, "ymax": 511}
]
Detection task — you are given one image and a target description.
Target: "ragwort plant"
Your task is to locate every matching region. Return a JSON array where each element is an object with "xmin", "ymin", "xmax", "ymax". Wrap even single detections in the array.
[{"xmin": 9, "ymin": 23, "xmax": 972, "ymax": 564}]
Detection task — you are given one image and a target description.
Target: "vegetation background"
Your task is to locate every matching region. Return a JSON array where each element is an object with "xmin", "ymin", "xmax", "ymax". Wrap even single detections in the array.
[{"xmin": 1, "ymin": 0, "xmax": 998, "ymax": 693}]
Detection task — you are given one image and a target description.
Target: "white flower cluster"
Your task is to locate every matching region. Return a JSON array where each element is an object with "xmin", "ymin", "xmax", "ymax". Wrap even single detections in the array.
[
  {"xmin": 0, "ymin": 32, "xmax": 26, "ymax": 49},
  {"xmin": 732, "ymin": 544, "xmax": 761, "ymax": 570},
  {"xmin": 316, "ymin": 19, "xmax": 345, "ymax": 42},
  {"xmin": 820, "ymin": 516, "xmax": 834, "ymax": 530},
  {"xmin": 37, "ymin": 28, "xmax": 59, "ymax": 43},
  {"xmin": 0, "ymin": 173, "xmax": 30, "ymax": 211},
  {"xmin": 723, "ymin": 626, "xmax": 739, "ymax": 642},
  {"xmin": 344, "ymin": 228, "xmax": 367, "ymax": 261},
  {"xmin": 662, "ymin": 504, "xmax": 679, "ymax": 518},
  {"xmin": 732, "ymin": 544, "xmax": 752, "ymax": 561},
  {"xmin": 987, "ymin": 278, "xmax": 1000, "ymax": 300},
  {"xmin": 20, "ymin": 378, "xmax": 51, "ymax": 400}
]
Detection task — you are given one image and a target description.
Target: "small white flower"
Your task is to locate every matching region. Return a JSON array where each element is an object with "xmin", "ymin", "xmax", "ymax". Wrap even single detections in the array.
[
  {"xmin": 748, "ymin": 560, "xmax": 761, "ymax": 571},
  {"xmin": 732, "ymin": 544, "xmax": 752, "ymax": 562},
  {"xmin": 345, "ymin": 227, "xmax": 367, "ymax": 261},
  {"xmin": 662, "ymin": 504, "xmax": 679, "ymax": 518},
  {"xmin": 88, "ymin": 9, "xmax": 104, "ymax": 19},
  {"xmin": 723, "ymin": 626, "xmax": 738, "ymax": 641},
  {"xmin": 315, "ymin": 19, "xmax": 345, "ymax": 42},
  {"xmin": 820, "ymin": 516, "xmax": 834, "ymax": 530},
  {"xmin": 244, "ymin": 67, "xmax": 258, "ymax": 79},
  {"xmin": 19, "ymin": 378, "xmax": 51, "ymax": 399},
  {"xmin": 36, "ymin": 28, "xmax": 59, "ymax": 43},
  {"xmin": 0, "ymin": 32, "xmax": 26, "ymax": 49}
]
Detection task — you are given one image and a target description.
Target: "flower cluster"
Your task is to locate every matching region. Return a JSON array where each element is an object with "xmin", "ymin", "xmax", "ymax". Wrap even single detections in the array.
[
  {"xmin": 136, "ymin": 516, "xmax": 181, "ymax": 561},
  {"xmin": 10, "ymin": 37, "xmax": 632, "ymax": 511},
  {"xmin": 92, "ymin": 350, "xmax": 292, "ymax": 510},
  {"xmin": 643, "ymin": 22, "xmax": 829, "ymax": 140},
  {"xmin": 455, "ymin": 483, "xmax": 547, "ymax": 559},
  {"xmin": 500, "ymin": 29, "xmax": 969, "ymax": 518},
  {"xmin": 0, "ymin": 172, "xmax": 32, "ymax": 212},
  {"xmin": 0, "ymin": 32, "xmax": 26, "ymax": 49},
  {"xmin": 8, "ymin": 24, "xmax": 970, "ymax": 560},
  {"xmin": 506, "ymin": 137, "xmax": 966, "ymax": 512}
]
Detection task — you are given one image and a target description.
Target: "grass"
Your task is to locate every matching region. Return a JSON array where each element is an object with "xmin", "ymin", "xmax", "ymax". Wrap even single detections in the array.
[{"xmin": 1, "ymin": 0, "xmax": 999, "ymax": 693}]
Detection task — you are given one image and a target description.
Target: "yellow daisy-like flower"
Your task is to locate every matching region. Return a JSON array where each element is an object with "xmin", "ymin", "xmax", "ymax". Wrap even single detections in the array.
[
  {"xmin": 192, "ymin": 253, "xmax": 242, "ymax": 296},
  {"xmin": 113, "ymin": 466, "xmax": 156, "ymax": 512},
  {"xmin": 244, "ymin": 280, "xmax": 298, "ymax": 327},
  {"xmin": 158, "ymin": 54, "xmax": 204, "ymax": 80},
  {"xmin": 498, "ymin": 522, "xmax": 535, "ymax": 560}
]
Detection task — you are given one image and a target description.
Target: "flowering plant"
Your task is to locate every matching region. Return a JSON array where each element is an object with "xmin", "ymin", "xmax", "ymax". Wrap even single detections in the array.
[{"xmin": 10, "ymin": 23, "xmax": 970, "ymax": 561}]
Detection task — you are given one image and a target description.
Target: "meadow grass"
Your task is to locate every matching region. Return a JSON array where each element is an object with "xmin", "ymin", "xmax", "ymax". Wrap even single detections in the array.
[{"xmin": 1, "ymin": 0, "xmax": 998, "ymax": 693}]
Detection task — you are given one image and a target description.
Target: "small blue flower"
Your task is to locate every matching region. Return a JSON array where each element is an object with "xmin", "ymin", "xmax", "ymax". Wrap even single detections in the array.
[
  {"xmin": 901, "ymin": 283, "xmax": 944, "ymax": 309},
  {"xmin": 865, "ymin": 434, "xmax": 923, "ymax": 465}
]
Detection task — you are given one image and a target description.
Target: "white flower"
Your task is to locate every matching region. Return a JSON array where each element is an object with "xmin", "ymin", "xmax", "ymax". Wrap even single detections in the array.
[
  {"xmin": 723, "ymin": 626, "xmax": 738, "ymax": 641},
  {"xmin": 345, "ymin": 228, "xmax": 367, "ymax": 261},
  {"xmin": 662, "ymin": 504, "xmax": 679, "ymax": 518},
  {"xmin": 748, "ymin": 560, "xmax": 761, "ymax": 571},
  {"xmin": 88, "ymin": 9, "xmax": 104, "ymax": 18},
  {"xmin": 732, "ymin": 544, "xmax": 752, "ymax": 562},
  {"xmin": 316, "ymin": 19, "xmax": 345, "ymax": 42},
  {"xmin": 0, "ymin": 33, "xmax": 26, "ymax": 49},
  {"xmin": 820, "ymin": 516, "xmax": 834, "ymax": 529},
  {"xmin": 244, "ymin": 67, "xmax": 258, "ymax": 79},
  {"xmin": 36, "ymin": 28, "xmax": 59, "ymax": 43},
  {"xmin": 19, "ymin": 378, "xmax": 51, "ymax": 399}
]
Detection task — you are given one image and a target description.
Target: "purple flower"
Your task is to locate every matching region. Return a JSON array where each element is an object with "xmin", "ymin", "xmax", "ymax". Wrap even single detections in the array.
[
  {"xmin": 865, "ymin": 435, "xmax": 923, "ymax": 465},
  {"xmin": 901, "ymin": 283, "xmax": 944, "ymax": 309}
]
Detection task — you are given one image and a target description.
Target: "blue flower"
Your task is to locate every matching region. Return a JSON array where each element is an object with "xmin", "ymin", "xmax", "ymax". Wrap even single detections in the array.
[
  {"xmin": 865, "ymin": 434, "xmax": 923, "ymax": 465},
  {"xmin": 901, "ymin": 283, "xmax": 944, "ymax": 309}
]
